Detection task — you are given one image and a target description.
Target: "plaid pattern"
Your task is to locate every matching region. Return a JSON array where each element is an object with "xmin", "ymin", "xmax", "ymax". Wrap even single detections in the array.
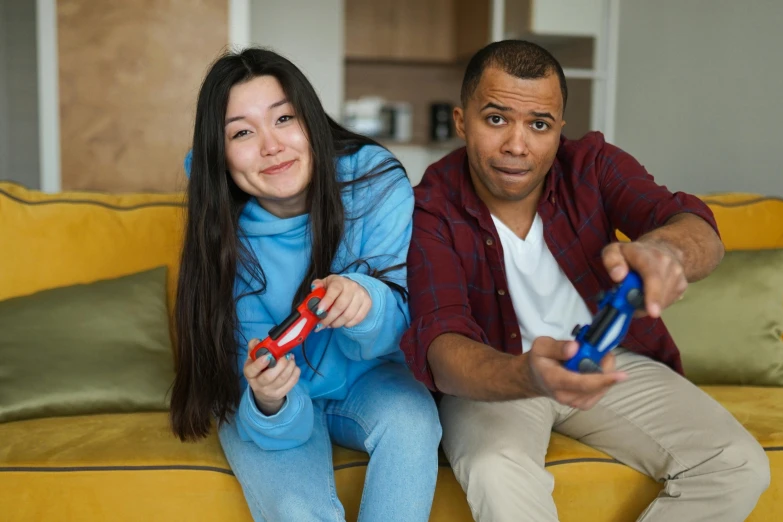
[{"xmin": 401, "ymin": 132, "xmax": 719, "ymax": 391}]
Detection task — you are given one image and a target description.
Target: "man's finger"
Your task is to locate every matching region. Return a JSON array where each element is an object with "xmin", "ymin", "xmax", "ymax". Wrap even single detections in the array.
[
  {"xmin": 550, "ymin": 365, "xmax": 624, "ymax": 395},
  {"xmin": 602, "ymin": 243, "xmax": 629, "ymax": 282},
  {"xmin": 531, "ymin": 337, "xmax": 578, "ymax": 361}
]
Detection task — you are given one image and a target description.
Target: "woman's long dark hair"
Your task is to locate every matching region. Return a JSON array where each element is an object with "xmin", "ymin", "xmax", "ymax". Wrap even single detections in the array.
[{"xmin": 170, "ymin": 48, "xmax": 407, "ymax": 441}]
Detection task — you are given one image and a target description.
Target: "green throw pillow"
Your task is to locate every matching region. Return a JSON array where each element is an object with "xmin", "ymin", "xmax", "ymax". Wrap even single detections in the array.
[
  {"xmin": 661, "ymin": 249, "xmax": 783, "ymax": 386},
  {"xmin": 0, "ymin": 267, "xmax": 175, "ymax": 423}
]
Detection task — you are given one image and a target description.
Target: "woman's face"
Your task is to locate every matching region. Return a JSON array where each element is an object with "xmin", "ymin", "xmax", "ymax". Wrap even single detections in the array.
[{"xmin": 224, "ymin": 75, "xmax": 313, "ymax": 218}]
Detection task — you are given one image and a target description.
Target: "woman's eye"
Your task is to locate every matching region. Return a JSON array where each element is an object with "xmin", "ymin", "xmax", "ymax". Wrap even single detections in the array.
[
  {"xmin": 487, "ymin": 115, "xmax": 505, "ymax": 126},
  {"xmin": 532, "ymin": 121, "xmax": 550, "ymax": 131},
  {"xmin": 277, "ymin": 115, "xmax": 295, "ymax": 124},
  {"xmin": 232, "ymin": 129, "xmax": 250, "ymax": 139}
]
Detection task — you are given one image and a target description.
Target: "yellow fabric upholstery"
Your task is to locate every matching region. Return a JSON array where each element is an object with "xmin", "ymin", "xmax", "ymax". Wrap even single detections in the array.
[
  {"xmin": 1, "ymin": 387, "xmax": 780, "ymax": 521},
  {"xmin": 1, "ymin": 181, "xmax": 781, "ymax": 521},
  {"xmin": 615, "ymin": 193, "xmax": 783, "ymax": 250},
  {"xmin": 0, "ymin": 182, "xmax": 185, "ymax": 318}
]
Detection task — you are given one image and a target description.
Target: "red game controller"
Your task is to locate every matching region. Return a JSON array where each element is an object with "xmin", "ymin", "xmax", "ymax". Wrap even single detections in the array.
[{"xmin": 249, "ymin": 287, "xmax": 328, "ymax": 367}]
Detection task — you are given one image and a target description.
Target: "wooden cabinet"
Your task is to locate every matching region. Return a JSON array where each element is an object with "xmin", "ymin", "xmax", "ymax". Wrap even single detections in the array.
[
  {"xmin": 345, "ymin": 0, "xmax": 604, "ymax": 63},
  {"xmin": 345, "ymin": 0, "xmax": 456, "ymax": 62}
]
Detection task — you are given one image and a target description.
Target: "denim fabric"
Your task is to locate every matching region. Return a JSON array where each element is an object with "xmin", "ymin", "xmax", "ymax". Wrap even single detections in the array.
[{"xmin": 219, "ymin": 362, "xmax": 442, "ymax": 522}]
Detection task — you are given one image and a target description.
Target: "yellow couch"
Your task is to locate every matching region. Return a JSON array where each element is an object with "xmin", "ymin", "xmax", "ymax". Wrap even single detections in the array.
[{"xmin": 1, "ymin": 181, "xmax": 781, "ymax": 521}]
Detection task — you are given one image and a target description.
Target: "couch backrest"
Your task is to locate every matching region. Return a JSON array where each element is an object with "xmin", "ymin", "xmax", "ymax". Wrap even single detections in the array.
[
  {"xmin": 699, "ymin": 194, "xmax": 783, "ymax": 251},
  {"xmin": 2, "ymin": 181, "xmax": 781, "ymax": 306},
  {"xmin": 0, "ymin": 182, "xmax": 185, "ymax": 313}
]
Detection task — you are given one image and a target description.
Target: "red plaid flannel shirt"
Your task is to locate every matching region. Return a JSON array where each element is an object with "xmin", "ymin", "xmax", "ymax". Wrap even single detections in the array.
[{"xmin": 401, "ymin": 132, "xmax": 719, "ymax": 391}]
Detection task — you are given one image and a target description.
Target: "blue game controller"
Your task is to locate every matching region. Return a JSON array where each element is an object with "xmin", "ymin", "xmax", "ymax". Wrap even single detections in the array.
[{"xmin": 564, "ymin": 271, "xmax": 645, "ymax": 374}]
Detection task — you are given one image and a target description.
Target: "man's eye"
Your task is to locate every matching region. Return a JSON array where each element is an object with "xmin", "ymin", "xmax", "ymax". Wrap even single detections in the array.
[
  {"xmin": 532, "ymin": 121, "xmax": 550, "ymax": 131},
  {"xmin": 487, "ymin": 115, "xmax": 505, "ymax": 126},
  {"xmin": 232, "ymin": 130, "xmax": 250, "ymax": 139}
]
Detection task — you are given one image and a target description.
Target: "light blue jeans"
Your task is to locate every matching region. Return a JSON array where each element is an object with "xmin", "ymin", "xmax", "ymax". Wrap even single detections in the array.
[{"xmin": 219, "ymin": 362, "xmax": 442, "ymax": 522}]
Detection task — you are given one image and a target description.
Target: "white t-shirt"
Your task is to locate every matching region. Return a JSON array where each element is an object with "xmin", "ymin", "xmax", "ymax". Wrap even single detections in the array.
[{"xmin": 491, "ymin": 213, "xmax": 593, "ymax": 353}]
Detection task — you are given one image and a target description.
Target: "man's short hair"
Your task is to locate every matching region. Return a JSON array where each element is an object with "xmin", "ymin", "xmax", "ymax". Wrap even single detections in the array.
[{"xmin": 460, "ymin": 40, "xmax": 568, "ymax": 113}]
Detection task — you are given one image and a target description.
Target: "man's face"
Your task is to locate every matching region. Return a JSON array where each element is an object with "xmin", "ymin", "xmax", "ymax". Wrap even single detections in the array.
[{"xmin": 454, "ymin": 67, "xmax": 565, "ymax": 208}]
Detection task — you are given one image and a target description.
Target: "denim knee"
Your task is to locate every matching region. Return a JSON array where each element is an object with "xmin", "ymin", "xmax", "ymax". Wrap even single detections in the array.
[{"xmin": 373, "ymin": 384, "xmax": 442, "ymax": 452}]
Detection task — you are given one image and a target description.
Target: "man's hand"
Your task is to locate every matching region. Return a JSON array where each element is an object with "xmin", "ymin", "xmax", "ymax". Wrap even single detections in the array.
[
  {"xmin": 602, "ymin": 240, "xmax": 687, "ymax": 318},
  {"xmin": 522, "ymin": 337, "xmax": 628, "ymax": 410}
]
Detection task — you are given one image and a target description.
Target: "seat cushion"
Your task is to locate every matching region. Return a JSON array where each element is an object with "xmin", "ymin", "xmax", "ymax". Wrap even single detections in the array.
[{"xmin": 1, "ymin": 386, "xmax": 780, "ymax": 522}]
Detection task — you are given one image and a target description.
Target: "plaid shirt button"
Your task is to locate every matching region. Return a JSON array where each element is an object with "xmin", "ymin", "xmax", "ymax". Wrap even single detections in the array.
[
  {"xmin": 498, "ymin": 289, "xmax": 506, "ymax": 295},
  {"xmin": 510, "ymin": 332, "xmax": 518, "ymax": 339},
  {"xmin": 485, "ymin": 238, "xmax": 494, "ymax": 246}
]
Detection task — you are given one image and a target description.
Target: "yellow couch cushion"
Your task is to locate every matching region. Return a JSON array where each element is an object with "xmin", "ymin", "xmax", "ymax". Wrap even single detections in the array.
[
  {"xmin": 614, "ymin": 194, "xmax": 783, "ymax": 251},
  {"xmin": 1, "ymin": 386, "xmax": 780, "ymax": 522},
  {"xmin": 0, "ymin": 182, "xmax": 185, "ymax": 316},
  {"xmin": 700, "ymin": 194, "xmax": 783, "ymax": 251}
]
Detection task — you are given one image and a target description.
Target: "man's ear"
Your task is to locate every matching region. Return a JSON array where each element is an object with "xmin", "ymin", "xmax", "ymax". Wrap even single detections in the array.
[{"xmin": 453, "ymin": 106, "xmax": 466, "ymax": 140}]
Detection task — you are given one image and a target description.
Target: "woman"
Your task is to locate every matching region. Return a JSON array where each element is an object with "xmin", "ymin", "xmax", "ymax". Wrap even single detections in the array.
[{"xmin": 169, "ymin": 48, "xmax": 441, "ymax": 522}]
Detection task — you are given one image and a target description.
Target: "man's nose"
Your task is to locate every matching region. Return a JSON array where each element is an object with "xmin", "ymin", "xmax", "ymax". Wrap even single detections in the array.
[{"xmin": 501, "ymin": 127, "xmax": 530, "ymax": 156}]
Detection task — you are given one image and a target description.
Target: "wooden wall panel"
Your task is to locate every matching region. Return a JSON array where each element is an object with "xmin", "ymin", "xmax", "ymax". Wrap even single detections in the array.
[
  {"xmin": 58, "ymin": 0, "xmax": 228, "ymax": 193},
  {"xmin": 345, "ymin": 0, "xmax": 455, "ymax": 62}
]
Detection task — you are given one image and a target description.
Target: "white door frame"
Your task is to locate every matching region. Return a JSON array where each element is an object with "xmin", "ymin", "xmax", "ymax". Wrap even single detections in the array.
[
  {"xmin": 36, "ymin": 0, "xmax": 251, "ymax": 193},
  {"xmin": 229, "ymin": 0, "xmax": 251, "ymax": 49},
  {"xmin": 36, "ymin": 0, "xmax": 60, "ymax": 193}
]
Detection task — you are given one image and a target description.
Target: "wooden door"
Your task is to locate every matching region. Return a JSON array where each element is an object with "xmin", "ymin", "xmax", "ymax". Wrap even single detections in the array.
[{"xmin": 58, "ymin": 0, "xmax": 228, "ymax": 192}]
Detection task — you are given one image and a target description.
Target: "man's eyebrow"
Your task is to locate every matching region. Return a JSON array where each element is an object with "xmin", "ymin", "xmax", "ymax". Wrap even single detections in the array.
[
  {"xmin": 530, "ymin": 111, "xmax": 555, "ymax": 121},
  {"xmin": 225, "ymin": 99, "xmax": 289, "ymax": 125},
  {"xmin": 480, "ymin": 102, "xmax": 512, "ymax": 112}
]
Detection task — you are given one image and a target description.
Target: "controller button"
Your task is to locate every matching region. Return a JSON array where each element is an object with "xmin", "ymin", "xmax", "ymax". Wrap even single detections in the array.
[
  {"xmin": 626, "ymin": 288, "xmax": 644, "ymax": 309},
  {"xmin": 578, "ymin": 359, "xmax": 602, "ymax": 374}
]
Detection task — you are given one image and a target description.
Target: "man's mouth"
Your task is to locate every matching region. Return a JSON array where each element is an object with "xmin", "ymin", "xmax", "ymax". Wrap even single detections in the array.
[{"xmin": 492, "ymin": 165, "xmax": 530, "ymax": 176}]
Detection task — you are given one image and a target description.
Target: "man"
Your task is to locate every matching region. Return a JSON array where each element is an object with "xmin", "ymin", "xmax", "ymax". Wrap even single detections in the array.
[{"xmin": 401, "ymin": 40, "xmax": 769, "ymax": 522}]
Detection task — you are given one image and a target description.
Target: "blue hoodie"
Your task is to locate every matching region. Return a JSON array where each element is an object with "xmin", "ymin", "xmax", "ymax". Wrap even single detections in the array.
[{"xmin": 187, "ymin": 145, "xmax": 414, "ymax": 450}]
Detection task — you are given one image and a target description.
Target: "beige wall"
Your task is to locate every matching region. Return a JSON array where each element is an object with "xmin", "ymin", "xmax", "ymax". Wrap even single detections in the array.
[
  {"xmin": 614, "ymin": 0, "xmax": 783, "ymax": 196},
  {"xmin": 250, "ymin": 0, "xmax": 344, "ymax": 119}
]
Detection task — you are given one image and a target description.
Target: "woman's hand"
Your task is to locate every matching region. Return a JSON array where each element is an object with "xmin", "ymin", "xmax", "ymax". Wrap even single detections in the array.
[
  {"xmin": 243, "ymin": 338, "xmax": 301, "ymax": 416},
  {"xmin": 311, "ymin": 275, "xmax": 372, "ymax": 330}
]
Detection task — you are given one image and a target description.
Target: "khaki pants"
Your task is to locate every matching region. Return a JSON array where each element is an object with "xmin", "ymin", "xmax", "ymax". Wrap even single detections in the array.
[{"xmin": 439, "ymin": 349, "xmax": 770, "ymax": 522}]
